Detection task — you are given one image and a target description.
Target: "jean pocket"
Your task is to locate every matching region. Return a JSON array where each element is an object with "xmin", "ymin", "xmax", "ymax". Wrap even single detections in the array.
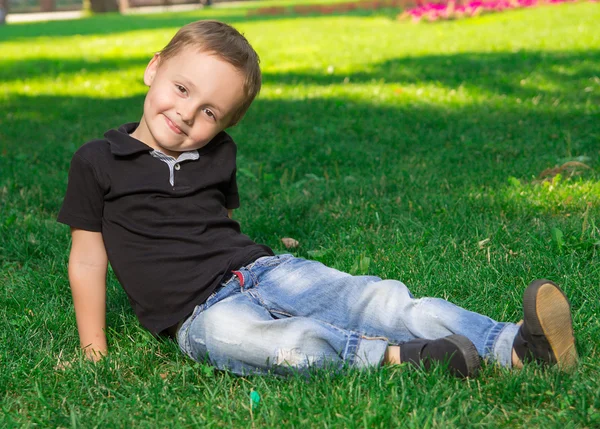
[
  {"xmin": 183, "ymin": 304, "xmax": 205, "ymax": 329},
  {"xmin": 177, "ymin": 304, "xmax": 204, "ymax": 356},
  {"xmin": 177, "ymin": 304, "xmax": 210, "ymax": 362}
]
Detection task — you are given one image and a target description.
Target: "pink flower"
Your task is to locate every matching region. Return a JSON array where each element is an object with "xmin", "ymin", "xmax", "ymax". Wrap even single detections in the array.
[{"xmin": 399, "ymin": 0, "xmax": 592, "ymax": 22}]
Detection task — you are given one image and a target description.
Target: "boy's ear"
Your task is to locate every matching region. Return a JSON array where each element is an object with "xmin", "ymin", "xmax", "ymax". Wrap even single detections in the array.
[{"xmin": 143, "ymin": 54, "xmax": 161, "ymax": 86}]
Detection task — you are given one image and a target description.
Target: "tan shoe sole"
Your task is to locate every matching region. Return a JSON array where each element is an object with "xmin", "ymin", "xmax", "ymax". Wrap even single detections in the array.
[{"xmin": 526, "ymin": 280, "xmax": 579, "ymax": 370}]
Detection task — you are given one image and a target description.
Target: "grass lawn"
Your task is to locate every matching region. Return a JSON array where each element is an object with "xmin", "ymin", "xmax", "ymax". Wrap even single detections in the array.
[{"xmin": 1, "ymin": 1, "xmax": 600, "ymax": 426}]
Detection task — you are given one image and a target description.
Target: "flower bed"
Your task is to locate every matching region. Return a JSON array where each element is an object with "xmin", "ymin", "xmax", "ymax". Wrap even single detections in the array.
[{"xmin": 399, "ymin": 0, "xmax": 594, "ymax": 22}]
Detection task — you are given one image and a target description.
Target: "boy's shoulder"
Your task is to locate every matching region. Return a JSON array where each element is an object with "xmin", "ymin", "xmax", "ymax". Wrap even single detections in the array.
[
  {"xmin": 73, "ymin": 137, "xmax": 111, "ymax": 159},
  {"xmin": 73, "ymin": 123, "xmax": 146, "ymax": 162},
  {"xmin": 68, "ymin": 138, "xmax": 114, "ymax": 178}
]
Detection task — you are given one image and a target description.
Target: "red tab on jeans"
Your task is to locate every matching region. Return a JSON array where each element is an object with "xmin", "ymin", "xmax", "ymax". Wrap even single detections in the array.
[{"xmin": 232, "ymin": 270, "xmax": 244, "ymax": 287}]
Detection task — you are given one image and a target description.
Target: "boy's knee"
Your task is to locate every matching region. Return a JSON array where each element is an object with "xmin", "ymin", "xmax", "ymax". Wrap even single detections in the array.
[{"xmin": 367, "ymin": 279, "xmax": 413, "ymax": 304}]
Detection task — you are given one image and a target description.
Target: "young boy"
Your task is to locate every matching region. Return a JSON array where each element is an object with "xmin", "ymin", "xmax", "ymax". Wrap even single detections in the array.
[{"xmin": 58, "ymin": 20, "xmax": 578, "ymax": 378}]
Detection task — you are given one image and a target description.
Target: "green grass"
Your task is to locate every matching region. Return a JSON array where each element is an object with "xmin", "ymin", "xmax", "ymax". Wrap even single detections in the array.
[{"xmin": 2, "ymin": 2, "xmax": 600, "ymax": 427}]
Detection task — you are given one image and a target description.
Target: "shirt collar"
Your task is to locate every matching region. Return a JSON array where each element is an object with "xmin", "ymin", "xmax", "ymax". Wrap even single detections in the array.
[
  {"xmin": 104, "ymin": 122, "xmax": 231, "ymax": 156},
  {"xmin": 150, "ymin": 149, "xmax": 200, "ymax": 162},
  {"xmin": 105, "ymin": 123, "xmax": 153, "ymax": 156}
]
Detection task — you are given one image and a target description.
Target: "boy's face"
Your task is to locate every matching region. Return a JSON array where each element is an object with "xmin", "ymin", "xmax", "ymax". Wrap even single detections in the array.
[{"xmin": 132, "ymin": 47, "xmax": 246, "ymax": 157}]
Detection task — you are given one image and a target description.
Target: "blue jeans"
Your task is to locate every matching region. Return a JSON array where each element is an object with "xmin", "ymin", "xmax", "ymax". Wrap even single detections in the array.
[{"xmin": 176, "ymin": 254, "xmax": 519, "ymax": 375}]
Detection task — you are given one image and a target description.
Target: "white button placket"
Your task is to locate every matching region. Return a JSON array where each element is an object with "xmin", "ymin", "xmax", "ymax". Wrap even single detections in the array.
[{"xmin": 150, "ymin": 150, "xmax": 200, "ymax": 188}]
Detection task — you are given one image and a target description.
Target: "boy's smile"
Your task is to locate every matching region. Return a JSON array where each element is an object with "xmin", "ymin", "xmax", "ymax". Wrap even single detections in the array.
[{"xmin": 131, "ymin": 47, "xmax": 246, "ymax": 157}]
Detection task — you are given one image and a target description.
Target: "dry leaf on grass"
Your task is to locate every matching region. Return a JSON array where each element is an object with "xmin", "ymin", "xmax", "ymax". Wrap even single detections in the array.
[
  {"xmin": 54, "ymin": 351, "xmax": 73, "ymax": 371},
  {"xmin": 54, "ymin": 360, "xmax": 72, "ymax": 371},
  {"xmin": 282, "ymin": 237, "xmax": 299, "ymax": 249},
  {"xmin": 538, "ymin": 161, "xmax": 591, "ymax": 181}
]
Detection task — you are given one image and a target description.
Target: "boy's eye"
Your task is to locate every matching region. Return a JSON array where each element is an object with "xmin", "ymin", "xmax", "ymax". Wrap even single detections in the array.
[
  {"xmin": 204, "ymin": 109, "xmax": 216, "ymax": 120},
  {"xmin": 175, "ymin": 84, "xmax": 187, "ymax": 94}
]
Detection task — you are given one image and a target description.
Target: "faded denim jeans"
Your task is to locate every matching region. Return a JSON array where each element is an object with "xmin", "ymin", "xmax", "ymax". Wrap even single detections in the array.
[{"xmin": 177, "ymin": 254, "xmax": 519, "ymax": 375}]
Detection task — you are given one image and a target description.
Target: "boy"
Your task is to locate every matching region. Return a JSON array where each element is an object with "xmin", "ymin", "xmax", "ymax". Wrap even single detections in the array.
[{"xmin": 58, "ymin": 20, "xmax": 578, "ymax": 378}]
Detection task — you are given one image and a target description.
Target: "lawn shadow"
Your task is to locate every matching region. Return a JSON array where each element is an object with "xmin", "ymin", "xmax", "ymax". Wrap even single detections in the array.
[
  {"xmin": 0, "ymin": 56, "xmax": 149, "ymax": 83},
  {"xmin": 4, "ymin": 48, "xmax": 597, "ymax": 107},
  {"xmin": 263, "ymin": 49, "xmax": 600, "ymax": 103}
]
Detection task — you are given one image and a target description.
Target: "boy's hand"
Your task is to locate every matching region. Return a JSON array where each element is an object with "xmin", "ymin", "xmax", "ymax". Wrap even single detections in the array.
[
  {"xmin": 83, "ymin": 346, "xmax": 106, "ymax": 362},
  {"xmin": 69, "ymin": 228, "xmax": 109, "ymax": 361}
]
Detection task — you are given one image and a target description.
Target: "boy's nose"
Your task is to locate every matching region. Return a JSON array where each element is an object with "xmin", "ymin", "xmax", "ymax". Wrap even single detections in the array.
[{"xmin": 177, "ymin": 102, "xmax": 195, "ymax": 125}]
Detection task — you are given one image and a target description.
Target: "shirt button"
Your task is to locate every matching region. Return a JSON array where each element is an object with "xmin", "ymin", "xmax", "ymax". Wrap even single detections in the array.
[{"xmin": 174, "ymin": 163, "xmax": 181, "ymax": 170}]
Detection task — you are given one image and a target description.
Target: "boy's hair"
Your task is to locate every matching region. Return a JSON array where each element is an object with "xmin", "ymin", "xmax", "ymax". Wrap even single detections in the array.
[{"xmin": 159, "ymin": 20, "xmax": 261, "ymax": 126}]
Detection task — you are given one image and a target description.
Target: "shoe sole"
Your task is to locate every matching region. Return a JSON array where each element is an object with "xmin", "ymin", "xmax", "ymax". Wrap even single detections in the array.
[
  {"xmin": 443, "ymin": 334, "xmax": 481, "ymax": 378},
  {"xmin": 524, "ymin": 279, "xmax": 578, "ymax": 370}
]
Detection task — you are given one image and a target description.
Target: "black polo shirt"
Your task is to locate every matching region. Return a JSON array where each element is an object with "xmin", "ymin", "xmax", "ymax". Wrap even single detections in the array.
[{"xmin": 58, "ymin": 123, "xmax": 273, "ymax": 335}]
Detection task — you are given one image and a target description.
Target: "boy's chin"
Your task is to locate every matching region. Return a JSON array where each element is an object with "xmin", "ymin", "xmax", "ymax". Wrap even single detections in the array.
[{"xmin": 156, "ymin": 134, "xmax": 214, "ymax": 153}]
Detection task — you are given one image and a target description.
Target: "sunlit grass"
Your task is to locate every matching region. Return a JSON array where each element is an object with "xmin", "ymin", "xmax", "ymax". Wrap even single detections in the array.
[
  {"xmin": 2, "ymin": 1, "xmax": 600, "ymax": 427},
  {"xmin": 504, "ymin": 175, "xmax": 600, "ymax": 211}
]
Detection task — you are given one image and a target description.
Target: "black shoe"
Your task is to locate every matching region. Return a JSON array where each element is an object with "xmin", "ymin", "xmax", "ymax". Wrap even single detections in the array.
[
  {"xmin": 400, "ymin": 334, "xmax": 480, "ymax": 378},
  {"xmin": 513, "ymin": 279, "xmax": 578, "ymax": 370}
]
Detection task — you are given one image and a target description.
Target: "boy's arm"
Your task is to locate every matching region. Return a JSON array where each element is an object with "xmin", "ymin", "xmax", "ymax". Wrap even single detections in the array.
[{"xmin": 68, "ymin": 228, "xmax": 109, "ymax": 361}]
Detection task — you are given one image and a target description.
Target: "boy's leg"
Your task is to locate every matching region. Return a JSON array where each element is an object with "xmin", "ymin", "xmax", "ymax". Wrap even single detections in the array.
[
  {"xmin": 176, "ymin": 270, "xmax": 480, "ymax": 377},
  {"xmin": 236, "ymin": 255, "xmax": 576, "ymax": 369},
  {"xmin": 176, "ymin": 280, "xmax": 389, "ymax": 375}
]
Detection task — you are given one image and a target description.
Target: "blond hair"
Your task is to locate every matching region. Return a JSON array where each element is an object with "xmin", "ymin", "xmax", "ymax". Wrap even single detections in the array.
[{"xmin": 159, "ymin": 20, "xmax": 261, "ymax": 126}]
